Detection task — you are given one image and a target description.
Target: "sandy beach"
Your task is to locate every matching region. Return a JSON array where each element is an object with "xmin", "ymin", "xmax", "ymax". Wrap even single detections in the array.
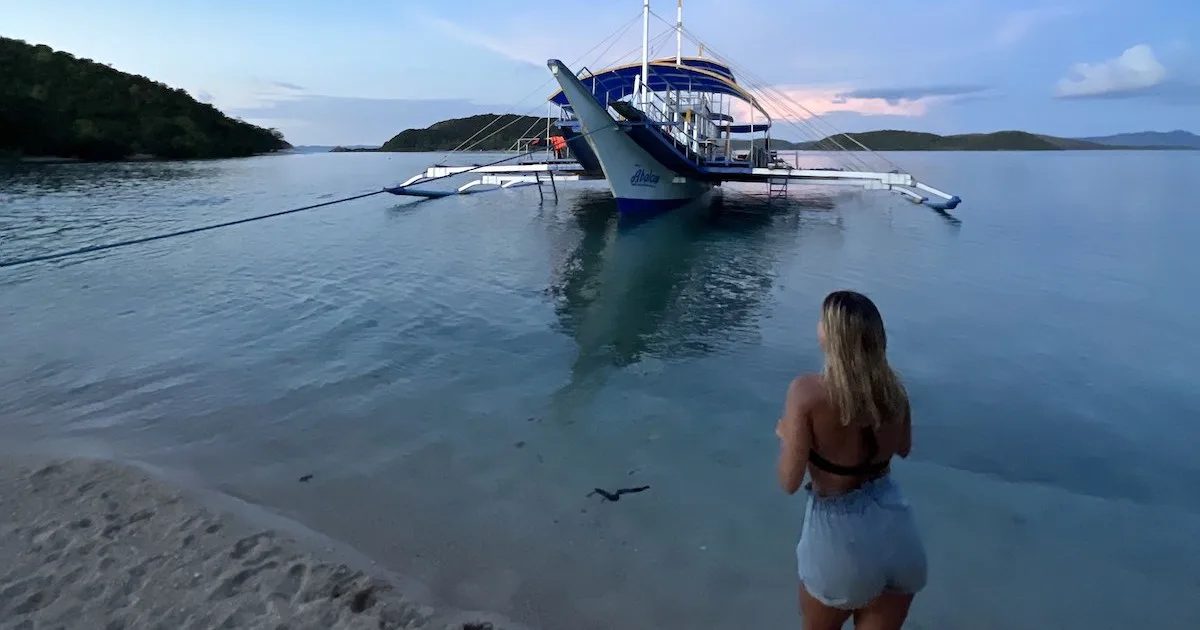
[{"xmin": 0, "ymin": 456, "xmax": 521, "ymax": 630}]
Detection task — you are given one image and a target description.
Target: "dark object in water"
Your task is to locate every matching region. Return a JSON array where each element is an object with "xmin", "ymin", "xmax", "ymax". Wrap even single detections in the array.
[
  {"xmin": 299, "ymin": 474, "xmax": 313, "ymax": 483},
  {"xmin": 588, "ymin": 485, "xmax": 650, "ymax": 502}
]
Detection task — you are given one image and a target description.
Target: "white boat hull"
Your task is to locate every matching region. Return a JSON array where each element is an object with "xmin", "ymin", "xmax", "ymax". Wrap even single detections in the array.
[{"xmin": 548, "ymin": 59, "xmax": 711, "ymax": 215}]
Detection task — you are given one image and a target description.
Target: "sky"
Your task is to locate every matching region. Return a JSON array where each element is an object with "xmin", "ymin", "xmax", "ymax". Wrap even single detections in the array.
[{"xmin": 3, "ymin": 0, "xmax": 1198, "ymax": 145}]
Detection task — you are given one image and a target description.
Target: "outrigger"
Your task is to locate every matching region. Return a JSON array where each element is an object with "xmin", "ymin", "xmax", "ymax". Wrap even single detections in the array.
[{"xmin": 388, "ymin": 0, "xmax": 962, "ymax": 215}]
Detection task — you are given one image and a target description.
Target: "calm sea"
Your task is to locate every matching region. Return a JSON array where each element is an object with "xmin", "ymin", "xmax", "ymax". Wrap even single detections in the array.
[{"xmin": 1, "ymin": 150, "xmax": 1197, "ymax": 629}]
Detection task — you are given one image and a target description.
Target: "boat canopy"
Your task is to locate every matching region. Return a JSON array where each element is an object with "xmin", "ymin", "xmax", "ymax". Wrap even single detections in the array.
[{"xmin": 548, "ymin": 57, "xmax": 771, "ymax": 128}]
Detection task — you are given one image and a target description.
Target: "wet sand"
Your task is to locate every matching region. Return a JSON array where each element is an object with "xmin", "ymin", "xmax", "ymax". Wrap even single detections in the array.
[{"xmin": 0, "ymin": 455, "xmax": 521, "ymax": 630}]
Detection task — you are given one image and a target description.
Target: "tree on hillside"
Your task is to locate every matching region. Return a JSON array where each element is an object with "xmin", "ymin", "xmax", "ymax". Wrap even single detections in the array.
[{"xmin": 0, "ymin": 36, "xmax": 291, "ymax": 160}]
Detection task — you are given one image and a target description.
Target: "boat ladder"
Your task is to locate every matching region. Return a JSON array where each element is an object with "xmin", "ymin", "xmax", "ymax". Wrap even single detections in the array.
[
  {"xmin": 767, "ymin": 176, "xmax": 789, "ymax": 202},
  {"xmin": 534, "ymin": 169, "xmax": 559, "ymax": 203}
]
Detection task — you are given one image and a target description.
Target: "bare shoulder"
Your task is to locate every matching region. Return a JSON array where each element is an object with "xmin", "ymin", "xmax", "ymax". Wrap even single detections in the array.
[{"xmin": 787, "ymin": 374, "xmax": 826, "ymax": 409}]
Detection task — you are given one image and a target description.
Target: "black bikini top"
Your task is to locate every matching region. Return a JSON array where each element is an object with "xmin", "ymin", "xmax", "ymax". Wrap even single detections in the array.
[{"xmin": 809, "ymin": 425, "xmax": 890, "ymax": 477}]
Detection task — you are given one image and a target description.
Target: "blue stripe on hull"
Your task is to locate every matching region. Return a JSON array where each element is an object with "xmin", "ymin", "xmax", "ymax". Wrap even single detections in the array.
[{"xmin": 614, "ymin": 196, "xmax": 696, "ymax": 215}]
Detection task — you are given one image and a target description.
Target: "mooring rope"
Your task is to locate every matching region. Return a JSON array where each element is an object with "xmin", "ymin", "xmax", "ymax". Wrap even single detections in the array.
[
  {"xmin": 0, "ymin": 189, "xmax": 389, "ymax": 269},
  {"xmin": 0, "ymin": 144, "xmax": 568, "ymax": 270},
  {"xmin": 3, "ymin": 46, "xmax": 663, "ymax": 275}
]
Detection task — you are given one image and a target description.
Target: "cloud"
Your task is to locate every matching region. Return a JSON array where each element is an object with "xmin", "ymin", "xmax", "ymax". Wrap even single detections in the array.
[
  {"xmin": 1055, "ymin": 44, "xmax": 1167, "ymax": 98},
  {"xmin": 734, "ymin": 84, "xmax": 994, "ymax": 122},
  {"xmin": 992, "ymin": 6, "xmax": 1081, "ymax": 48},
  {"xmin": 412, "ymin": 13, "xmax": 545, "ymax": 68},
  {"xmin": 187, "ymin": 77, "xmax": 311, "ymax": 112},
  {"xmin": 837, "ymin": 85, "xmax": 993, "ymax": 104},
  {"xmin": 407, "ymin": 10, "xmax": 655, "ymax": 74}
]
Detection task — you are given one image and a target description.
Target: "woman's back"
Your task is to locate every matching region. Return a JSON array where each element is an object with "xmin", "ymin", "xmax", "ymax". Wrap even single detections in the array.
[
  {"xmin": 776, "ymin": 290, "xmax": 926, "ymax": 630},
  {"xmin": 803, "ymin": 376, "xmax": 911, "ymax": 496}
]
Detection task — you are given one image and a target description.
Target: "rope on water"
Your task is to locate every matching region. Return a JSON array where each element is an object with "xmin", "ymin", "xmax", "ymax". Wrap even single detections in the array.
[
  {"xmin": 0, "ymin": 144, "xmax": 561, "ymax": 270},
  {"xmin": 2, "ymin": 111, "xmax": 623, "ymax": 272},
  {"xmin": 0, "ymin": 189, "xmax": 388, "ymax": 269}
]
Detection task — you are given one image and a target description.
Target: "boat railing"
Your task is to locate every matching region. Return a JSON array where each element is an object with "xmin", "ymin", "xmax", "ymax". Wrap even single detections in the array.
[
  {"xmin": 554, "ymin": 86, "xmax": 766, "ymax": 167},
  {"xmin": 638, "ymin": 91, "xmax": 719, "ymax": 162}
]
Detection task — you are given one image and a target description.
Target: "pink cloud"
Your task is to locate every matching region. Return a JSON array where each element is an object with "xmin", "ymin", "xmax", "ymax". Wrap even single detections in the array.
[
  {"xmin": 730, "ymin": 84, "xmax": 993, "ymax": 123},
  {"xmin": 733, "ymin": 86, "xmax": 933, "ymax": 122}
]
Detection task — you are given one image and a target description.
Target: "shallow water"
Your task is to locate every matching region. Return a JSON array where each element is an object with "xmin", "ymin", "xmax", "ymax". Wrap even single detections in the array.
[{"xmin": 2, "ymin": 150, "xmax": 1198, "ymax": 629}]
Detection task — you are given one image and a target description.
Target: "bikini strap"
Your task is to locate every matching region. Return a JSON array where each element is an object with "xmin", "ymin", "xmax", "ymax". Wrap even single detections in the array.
[
  {"xmin": 808, "ymin": 424, "xmax": 887, "ymax": 477},
  {"xmin": 861, "ymin": 425, "xmax": 879, "ymax": 464}
]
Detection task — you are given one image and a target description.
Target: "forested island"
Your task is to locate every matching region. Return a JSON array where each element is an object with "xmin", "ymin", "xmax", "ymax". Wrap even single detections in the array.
[
  {"xmin": 0, "ymin": 37, "xmax": 290, "ymax": 162},
  {"xmin": 345, "ymin": 116, "xmax": 1198, "ymax": 153},
  {"xmin": 332, "ymin": 114, "xmax": 550, "ymax": 153},
  {"xmin": 378, "ymin": 114, "xmax": 551, "ymax": 152},
  {"xmin": 769, "ymin": 130, "xmax": 1196, "ymax": 151}
]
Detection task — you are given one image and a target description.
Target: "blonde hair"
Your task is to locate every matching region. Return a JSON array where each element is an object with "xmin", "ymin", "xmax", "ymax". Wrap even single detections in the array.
[{"xmin": 820, "ymin": 290, "xmax": 909, "ymax": 428}]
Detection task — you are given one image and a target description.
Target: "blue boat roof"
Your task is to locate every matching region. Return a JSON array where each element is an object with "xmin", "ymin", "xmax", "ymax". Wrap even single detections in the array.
[
  {"xmin": 548, "ymin": 57, "xmax": 770, "ymax": 126},
  {"xmin": 673, "ymin": 57, "xmax": 737, "ymax": 81}
]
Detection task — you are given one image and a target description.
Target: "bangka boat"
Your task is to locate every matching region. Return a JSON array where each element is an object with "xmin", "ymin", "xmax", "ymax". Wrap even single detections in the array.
[{"xmin": 388, "ymin": 0, "xmax": 962, "ymax": 215}]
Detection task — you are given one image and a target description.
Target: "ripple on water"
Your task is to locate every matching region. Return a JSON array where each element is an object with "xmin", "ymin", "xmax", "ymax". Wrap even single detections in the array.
[{"xmin": 1, "ymin": 152, "xmax": 1199, "ymax": 629}]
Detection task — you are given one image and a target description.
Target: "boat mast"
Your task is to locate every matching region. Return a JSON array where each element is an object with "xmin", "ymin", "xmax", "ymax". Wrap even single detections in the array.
[
  {"xmin": 641, "ymin": 0, "xmax": 650, "ymax": 108},
  {"xmin": 675, "ymin": 0, "xmax": 683, "ymax": 65}
]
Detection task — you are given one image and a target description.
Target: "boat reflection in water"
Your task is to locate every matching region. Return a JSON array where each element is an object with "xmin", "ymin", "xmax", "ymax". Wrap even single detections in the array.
[{"xmin": 542, "ymin": 188, "xmax": 842, "ymax": 419}]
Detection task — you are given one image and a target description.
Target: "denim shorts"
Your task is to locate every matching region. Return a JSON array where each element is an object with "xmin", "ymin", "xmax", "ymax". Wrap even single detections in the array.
[{"xmin": 796, "ymin": 475, "xmax": 928, "ymax": 609}]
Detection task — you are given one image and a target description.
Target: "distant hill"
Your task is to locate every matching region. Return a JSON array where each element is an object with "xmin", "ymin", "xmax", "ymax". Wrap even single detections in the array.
[
  {"xmin": 372, "ymin": 120, "xmax": 1102, "ymax": 153},
  {"xmin": 732, "ymin": 131, "xmax": 1086, "ymax": 151},
  {"xmin": 0, "ymin": 36, "xmax": 289, "ymax": 161},
  {"xmin": 379, "ymin": 114, "xmax": 552, "ymax": 152},
  {"xmin": 1076, "ymin": 130, "xmax": 1200, "ymax": 149},
  {"xmin": 292, "ymin": 145, "xmax": 379, "ymax": 154},
  {"xmin": 784, "ymin": 130, "xmax": 1120, "ymax": 151},
  {"xmin": 359, "ymin": 115, "xmax": 1199, "ymax": 154},
  {"xmin": 291, "ymin": 145, "xmax": 361, "ymax": 153},
  {"xmin": 731, "ymin": 130, "xmax": 1200, "ymax": 151}
]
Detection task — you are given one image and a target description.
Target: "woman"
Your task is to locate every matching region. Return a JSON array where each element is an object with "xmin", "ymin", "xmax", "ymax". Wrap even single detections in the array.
[{"xmin": 775, "ymin": 290, "xmax": 927, "ymax": 630}]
